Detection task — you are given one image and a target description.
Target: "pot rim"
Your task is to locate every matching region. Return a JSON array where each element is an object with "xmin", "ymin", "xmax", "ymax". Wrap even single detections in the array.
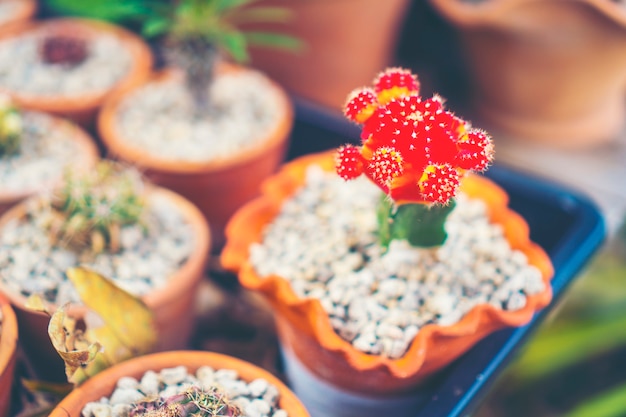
[
  {"xmin": 0, "ymin": 111, "xmax": 100, "ymax": 205},
  {"xmin": 221, "ymin": 151, "xmax": 554, "ymax": 382},
  {"xmin": 0, "ymin": 185, "xmax": 211, "ymax": 325},
  {"xmin": 0, "ymin": 0, "xmax": 37, "ymax": 29},
  {"xmin": 429, "ymin": 0, "xmax": 626, "ymax": 29},
  {"xmin": 98, "ymin": 64, "xmax": 294, "ymax": 175},
  {"xmin": 0, "ymin": 17, "xmax": 154, "ymax": 113},
  {"xmin": 50, "ymin": 350, "xmax": 310, "ymax": 417}
]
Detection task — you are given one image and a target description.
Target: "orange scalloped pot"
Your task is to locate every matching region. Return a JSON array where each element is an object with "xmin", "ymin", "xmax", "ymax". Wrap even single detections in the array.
[
  {"xmin": 0, "ymin": 293, "xmax": 18, "ymax": 417},
  {"xmin": 98, "ymin": 65, "xmax": 294, "ymax": 249},
  {"xmin": 50, "ymin": 351, "xmax": 310, "ymax": 417},
  {"xmin": 0, "ymin": 112, "xmax": 100, "ymax": 217},
  {"xmin": 222, "ymin": 151, "xmax": 554, "ymax": 395},
  {"xmin": 0, "ymin": 18, "xmax": 153, "ymax": 127},
  {"xmin": 0, "ymin": 187, "xmax": 210, "ymax": 383}
]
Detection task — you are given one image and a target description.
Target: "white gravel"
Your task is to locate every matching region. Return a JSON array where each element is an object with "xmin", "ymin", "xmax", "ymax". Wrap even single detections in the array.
[
  {"xmin": 250, "ymin": 166, "xmax": 546, "ymax": 359},
  {"xmin": 0, "ymin": 111, "xmax": 87, "ymax": 193},
  {"xmin": 0, "ymin": 27, "xmax": 131, "ymax": 96},
  {"xmin": 0, "ymin": 193, "xmax": 194, "ymax": 304},
  {"xmin": 82, "ymin": 365, "xmax": 289, "ymax": 417},
  {"xmin": 115, "ymin": 70, "xmax": 283, "ymax": 162}
]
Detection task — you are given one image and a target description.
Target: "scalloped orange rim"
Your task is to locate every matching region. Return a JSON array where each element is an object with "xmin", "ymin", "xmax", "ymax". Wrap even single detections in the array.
[{"xmin": 222, "ymin": 151, "xmax": 554, "ymax": 378}]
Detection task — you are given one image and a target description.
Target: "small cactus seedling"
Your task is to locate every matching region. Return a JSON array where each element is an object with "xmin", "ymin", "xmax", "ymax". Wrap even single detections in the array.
[
  {"xmin": 130, "ymin": 386, "xmax": 242, "ymax": 417},
  {"xmin": 44, "ymin": 161, "xmax": 145, "ymax": 254},
  {"xmin": 40, "ymin": 33, "xmax": 89, "ymax": 66},
  {"xmin": 0, "ymin": 94, "xmax": 23, "ymax": 156},
  {"xmin": 337, "ymin": 68, "xmax": 494, "ymax": 248}
]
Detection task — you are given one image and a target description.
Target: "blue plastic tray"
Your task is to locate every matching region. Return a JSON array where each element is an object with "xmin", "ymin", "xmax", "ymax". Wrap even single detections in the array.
[{"xmin": 287, "ymin": 99, "xmax": 607, "ymax": 417}]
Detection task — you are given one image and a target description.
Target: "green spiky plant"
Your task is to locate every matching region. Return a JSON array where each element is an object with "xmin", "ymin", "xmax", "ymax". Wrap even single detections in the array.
[
  {"xmin": 0, "ymin": 94, "xmax": 23, "ymax": 156},
  {"xmin": 44, "ymin": 161, "xmax": 146, "ymax": 255},
  {"xmin": 129, "ymin": 386, "xmax": 242, "ymax": 417},
  {"xmin": 45, "ymin": 0, "xmax": 301, "ymax": 114}
]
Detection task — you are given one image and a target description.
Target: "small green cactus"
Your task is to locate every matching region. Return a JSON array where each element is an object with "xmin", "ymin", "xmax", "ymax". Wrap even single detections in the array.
[
  {"xmin": 45, "ymin": 161, "xmax": 146, "ymax": 254},
  {"xmin": 0, "ymin": 94, "xmax": 23, "ymax": 156},
  {"xmin": 130, "ymin": 386, "xmax": 242, "ymax": 417}
]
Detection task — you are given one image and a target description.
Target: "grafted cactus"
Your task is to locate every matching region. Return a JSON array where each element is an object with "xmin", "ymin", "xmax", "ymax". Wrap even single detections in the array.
[
  {"xmin": 0, "ymin": 94, "xmax": 23, "ymax": 156},
  {"xmin": 45, "ymin": 161, "xmax": 145, "ymax": 254},
  {"xmin": 40, "ymin": 33, "xmax": 89, "ymax": 66},
  {"xmin": 130, "ymin": 386, "xmax": 242, "ymax": 417},
  {"xmin": 337, "ymin": 68, "xmax": 494, "ymax": 248}
]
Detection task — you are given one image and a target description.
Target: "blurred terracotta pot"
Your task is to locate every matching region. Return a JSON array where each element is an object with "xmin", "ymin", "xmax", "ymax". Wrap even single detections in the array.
[
  {"xmin": 99, "ymin": 66, "xmax": 293, "ymax": 249},
  {"xmin": 49, "ymin": 350, "xmax": 309, "ymax": 417},
  {"xmin": 0, "ymin": 187, "xmax": 210, "ymax": 382},
  {"xmin": 429, "ymin": 0, "xmax": 626, "ymax": 148},
  {"xmin": 0, "ymin": 112, "xmax": 99, "ymax": 217},
  {"xmin": 222, "ymin": 151, "xmax": 554, "ymax": 395},
  {"xmin": 246, "ymin": 0, "xmax": 411, "ymax": 110},
  {"xmin": 0, "ymin": 293, "xmax": 18, "ymax": 417},
  {"xmin": 0, "ymin": 0, "xmax": 36, "ymax": 30},
  {"xmin": 0, "ymin": 18, "xmax": 153, "ymax": 127}
]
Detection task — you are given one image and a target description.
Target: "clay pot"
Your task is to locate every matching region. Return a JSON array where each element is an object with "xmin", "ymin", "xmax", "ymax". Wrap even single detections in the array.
[
  {"xmin": 245, "ymin": 0, "xmax": 412, "ymax": 110},
  {"xmin": 222, "ymin": 151, "xmax": 554, "ymax": 397},
  {"xmin": 0, "ymin": 111, "xmax": 99, "ymax": 218},
  {"xmin": 0, "ymin": 293, "xmax": 18, "ymax": 417},
  {"xmin": 0, "ymin": 0, "xmax": 36, "ymax": 30},
  {"xmin": 98, "ymin": 65, "xmax": 293, "ymax": 249},
  {"xmin": 49, "ymin": 350, "xmax": 309, "ymax": 417},
  {"xmin": 429, "ymin": 0, "xmax": 626, "ymax": 148},
  {"xmin": 0, "ymin": 18, "xmax": 153, "ymax": 127},
  {"xmin": 0, "ymin": 187, "xmax": 210, "ymax": 382}
]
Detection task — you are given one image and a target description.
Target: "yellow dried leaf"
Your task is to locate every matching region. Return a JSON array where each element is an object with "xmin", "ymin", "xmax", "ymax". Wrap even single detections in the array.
[{"xmin": 24, "ymin": 294, "xmax": 49, "ymax": 314}]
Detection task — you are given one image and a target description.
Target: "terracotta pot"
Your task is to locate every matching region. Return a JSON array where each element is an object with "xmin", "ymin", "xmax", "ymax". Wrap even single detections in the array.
[
  {"xmin": 0, "ymin": 293, "xmax": 18, "ymax": 417},
  {"xmin": 245, "ymin": 0, "xmax": 412, "ymax": 110},
  {"xmin": 98, "ymin": 66, "xmax": 294, "ymax": 249},
  {"xmin": 222, "ymin": 151, "xmax": 554, "ymax": 395},
  {"xmin": 0, "ymin": 187, "xmax": 210, "ymax": 382},
  {"xmin": 0, "ymin": 111, "xmax": 99, "ymax": 217},
  {"xmin": 50, "ymin": 350, "xmax": 309, "ymax": 417},
  {"xmin": 0, "ymin": 0, "xmax": 36, "ymax": 30},
  {"xmin": 429, "ymin": 0, "xmax": 626, "ymax": 148},
  {"xmin": 0, "ymin": 18, "xmax": 153, "ymax": 127}
]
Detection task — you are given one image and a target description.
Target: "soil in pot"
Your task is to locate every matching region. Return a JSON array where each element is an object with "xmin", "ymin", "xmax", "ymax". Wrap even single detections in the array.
[
  {"xmin": 250, "ymin": 166, "xmax": 547, "ymax": 359},
  {"xmin": 0, "ymin": 18, "xmax": 152, "ymax": 127},
  {"xmin": 0, "ymin": 109, "xmax": 99, "ymax": 216},
  {"xmin": 0, "ymin": 168, "xmax": 210, "ymax": 382},
  {"xmin": 50, "ymin": 351, "xmax": 309, "ymax": 417},
  {"xmin": 99, "ymin": 65, "xmax": 293, "ymax": 248}
]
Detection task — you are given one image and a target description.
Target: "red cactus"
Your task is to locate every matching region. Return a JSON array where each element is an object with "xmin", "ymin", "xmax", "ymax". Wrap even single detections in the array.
[{"xmin": 336, "ymin": 68, "xmax": 494, "ymax": 206}]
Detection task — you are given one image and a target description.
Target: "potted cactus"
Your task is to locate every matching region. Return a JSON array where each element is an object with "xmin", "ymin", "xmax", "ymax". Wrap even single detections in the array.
[
  {"xmin": 50, "ymin": 350, "xmax": 310, "ymax": 417},
  {"xmin": 0, "ymin": 93, "xmax": 99, "ymax": 217},
  {"xmin": 0, "ymin": 293, "xmax": 18, "ymax": 417},
  {"xmin": 222, "ymin": 68, "xmax": 554, "ymax": 416},
  {"xmin": 0, "ymin": 161, "xmax": 210, "ymax": 382},
  {"xmin": 0, "ymin": 17, "xmax": 152, "ymax": 127},
  {"xmin": 58, "ymin": 0, "xmax": 300, "ymax": 247}
]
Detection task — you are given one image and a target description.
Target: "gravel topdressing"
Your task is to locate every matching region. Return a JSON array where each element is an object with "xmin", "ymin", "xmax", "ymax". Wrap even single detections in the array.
[
  {"xmin": 0, "ymin": 193, "xmax": 194, "ymax": 305},
  {"xmin": 115, "ymin": 70, "xmax": 284, "ymax": 163},
  {"xmin": 0, "ymin": 28, "xmax": 131, "ymax": 96},
  {"xmin": 0, "ymin": 112, "xmax": 87, "ymax": 193},
  {"xmin": 82, "ymin": 365, "xmax": 289, "ymax": 417},
  {"xmin": 250, "ymin": 166, "xmax": 546, "ymax": 359}
]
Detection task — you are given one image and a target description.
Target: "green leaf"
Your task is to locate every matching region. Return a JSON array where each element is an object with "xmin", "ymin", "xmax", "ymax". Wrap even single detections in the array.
[
  {"xmin": 142, "ymin": 16, "xmax": 172, "ymax": 38},
  {"xmin": 215, "ymin": 0, "xmax": 259, "ymax": 14},
  {"xmin": 568, "ymin": 380, "xmax": 626, "ymax": 417},
  {"xmin": 217, "ymin": 30, "xmax": 249, "ymax": 62},
  {"xmin": 244, "ymin": 31, "xmax": 303, "ymax": 52},
  {"xmin": 45, "ymin": 0, "xmax": 147, "ymax": 22}
]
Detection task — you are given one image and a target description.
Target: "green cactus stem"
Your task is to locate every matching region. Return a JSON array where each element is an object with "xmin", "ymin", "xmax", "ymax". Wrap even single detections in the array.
[
  {"xmin": 377, "ymin": 197, "xmax": 456, "ymax": 249},
  {"xmin": 45, "ymin": 161, "xmax": 145, "ymax": 254},
  {"xmin": 0, "ymin": 96, "xmax": 23, "ymax": 156},
  {"xmin": 130, "ymin": 386, "xmax": 242, "ymax": 417}
]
